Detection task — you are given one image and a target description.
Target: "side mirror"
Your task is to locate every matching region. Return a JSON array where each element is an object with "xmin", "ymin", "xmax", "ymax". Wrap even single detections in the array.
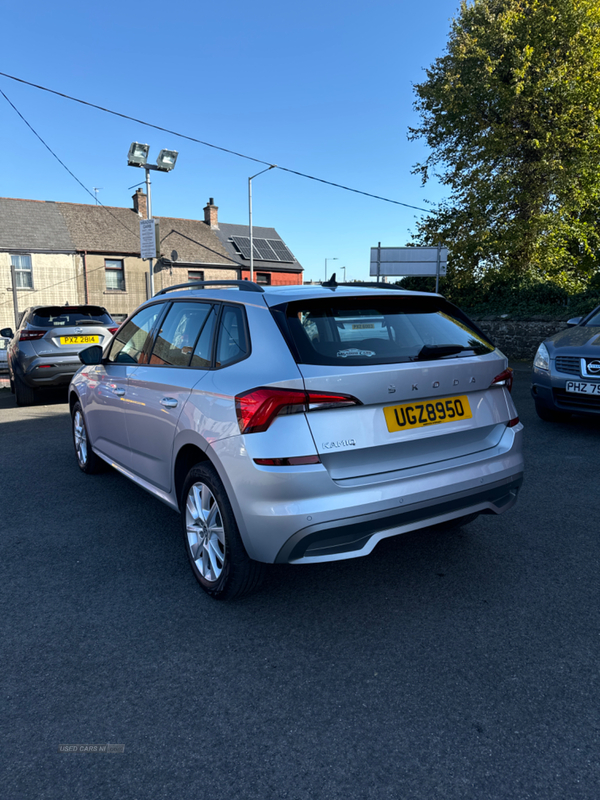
[
  {"xmin": 78, "ymin": 345, "xmax": 103, "ymax": 365},
  {"xmin": 566, "ymin": 317, "xmax": 582, "ymax": 327},
  {"xmin": 0, "ymin": 327, "xmax": 14, "ymax": 339}
]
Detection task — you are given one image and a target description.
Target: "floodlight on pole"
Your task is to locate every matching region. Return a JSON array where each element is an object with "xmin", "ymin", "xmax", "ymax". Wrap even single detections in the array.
[
  {"xmin": 324, "ymin": 257, "xmax": 338, "ymax": 282},
  {"xmin": 248, "ymin": 165, "xmax": 277, "ymax": 282},
  {"xmin": 127, "ymin": 142, "xmax": 179, "ymax": 297}
]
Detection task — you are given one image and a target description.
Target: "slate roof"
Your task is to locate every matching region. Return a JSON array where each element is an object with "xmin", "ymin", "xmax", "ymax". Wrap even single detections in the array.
[
  {"xmin": 0, "ymin": 197, "xmax": 300, "ymax": 272},
  {"xmin": 215, "ymin": 223, "xmax": 303, "ymax": 273},
  {"xmin": 0, "ymin": 198, "xmax": 74, "ymax": 252}
]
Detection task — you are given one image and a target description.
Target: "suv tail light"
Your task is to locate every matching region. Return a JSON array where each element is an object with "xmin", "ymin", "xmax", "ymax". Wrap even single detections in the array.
[
  {"xmin": 491, "ymin": 368, "xmax": 513, "ymax": 393},
  {"xmin": 235, "ymin": 387, "xmax": 360, "ymax": 434},
  {"xmin": 19, "ymin": 329, "xmax": 46, "ymax": 342},
  {"xmin": 108, "ymin": 327, "xmax": 119, "ymax": 335}
]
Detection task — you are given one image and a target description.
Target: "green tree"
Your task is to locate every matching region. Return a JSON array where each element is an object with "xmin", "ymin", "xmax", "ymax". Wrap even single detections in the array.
[{"xmin": 410, "ymin": 0, "xmax": 600, "ymax": 288}]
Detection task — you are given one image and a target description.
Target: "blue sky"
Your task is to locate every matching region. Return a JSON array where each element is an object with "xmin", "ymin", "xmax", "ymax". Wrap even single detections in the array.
[{"xmin": 0, "ymin": 0, "xmax": 460, "ymax": 283}]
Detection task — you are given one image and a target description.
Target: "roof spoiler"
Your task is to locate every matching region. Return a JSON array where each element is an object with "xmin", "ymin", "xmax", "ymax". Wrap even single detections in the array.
[{"xmin": 321, "ymin": 273, "xmax": 405, "ymax": 291}]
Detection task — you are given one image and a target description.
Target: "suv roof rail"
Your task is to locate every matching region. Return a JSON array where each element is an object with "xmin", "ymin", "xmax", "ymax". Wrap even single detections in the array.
[
  {"xmin": 155, "ymin": 280, "xmax": 265, "ymax": 297},
  {"xmin": 322, "ymin": 273, "xmax": 405, "ymax": 291}
]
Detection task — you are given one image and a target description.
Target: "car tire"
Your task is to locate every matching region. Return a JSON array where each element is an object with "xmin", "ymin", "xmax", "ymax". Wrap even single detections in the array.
[
  {"xmin": 72, "ymin": 402, "xmax": 105, "ymax": 474},
  {"xmin": 534, "ymin": 401, "xmax": 570, "ymax": 423},
  {"xmin": 14, "ymin": 373, "xmax": 36, "ymax": 406},
  {"xmin": 182, "ymin": 463, "xmax": 265, "ymax": 600}
]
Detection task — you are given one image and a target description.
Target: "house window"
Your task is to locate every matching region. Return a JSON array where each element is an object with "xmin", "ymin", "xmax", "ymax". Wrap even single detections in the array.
[
  {"xmin": 105, "ymin": 259, "xmax": 125, "ymax": 291},
  {"xmin": 11, "ymin": 255, "xmax": 33, "ymax": 289},
  {"xmin": 256, "ymin": 272, "xmax": 271, "ymax": 285},
  {"xmin": 188, "ymin": 270, "xmax": 205, "ymax": 282}
]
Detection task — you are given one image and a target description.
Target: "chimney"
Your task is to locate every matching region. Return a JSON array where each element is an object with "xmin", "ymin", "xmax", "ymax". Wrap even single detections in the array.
[
  {"xmin": 133, "ymin": 188, "xmax": 148, "ymax": 218},
  {"xmin": 204, "ymin": 197, "xmax": 219, "ymax": 229}
]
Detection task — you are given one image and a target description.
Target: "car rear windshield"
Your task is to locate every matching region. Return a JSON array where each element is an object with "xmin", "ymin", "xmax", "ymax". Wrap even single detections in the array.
[
  {"xmin": 276, "ymin": 295, "xmax": 495, "ymax": 366},
  {"xmin": 30, "ymin": 306, "xmax": 113, "ymax": 328}
]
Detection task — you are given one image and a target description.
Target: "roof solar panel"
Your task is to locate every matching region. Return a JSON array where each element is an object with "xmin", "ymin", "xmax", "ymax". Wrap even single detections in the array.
[
  {"xmin": 230, "ymin": 236, "xmax": 252, "ymax": 259},
  {"xmin": 267, "ymin": 239, "xmax": 295, "ymax": 262},
  {"xmin": 253, "ymin": 239, "xmax": 277, "ymax": 260},
  {"xmin": 230, "ymin": 235, "xmax": 295, "ymax": 263}
]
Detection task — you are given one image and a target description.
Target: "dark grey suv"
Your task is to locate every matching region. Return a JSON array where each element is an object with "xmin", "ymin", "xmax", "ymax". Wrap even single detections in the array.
[{"xmin": 2, "ymin": 305, "xmax": 118, "ymax": 405}]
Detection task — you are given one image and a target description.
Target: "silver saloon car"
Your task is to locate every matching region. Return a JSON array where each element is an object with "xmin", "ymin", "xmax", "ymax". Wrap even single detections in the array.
[{"xmin": 69, "ymin": 280, "xmax": 524, "ymax": 600}]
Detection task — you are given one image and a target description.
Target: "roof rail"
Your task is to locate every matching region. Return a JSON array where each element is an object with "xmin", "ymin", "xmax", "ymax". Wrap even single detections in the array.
[
  {"xmin": 321, "ymin": 273, "xmax": 404, "ymax": 291},
  {"xmin": 155, "ymin": 279, "xmax": 265, "ymax": 297}
]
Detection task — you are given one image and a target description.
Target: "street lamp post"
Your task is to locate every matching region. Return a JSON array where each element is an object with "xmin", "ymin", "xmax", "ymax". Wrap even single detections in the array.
[
  {"xmin": 324, "ymin": 257, "xmax": 338, "ymax": 282},
  {"xmin": 127, "ymin": 142, "xmax": 178, "ymax": 297},
  {"xmin": 248, "ymin": 165, "xmax": 276, "ymax": 282}
]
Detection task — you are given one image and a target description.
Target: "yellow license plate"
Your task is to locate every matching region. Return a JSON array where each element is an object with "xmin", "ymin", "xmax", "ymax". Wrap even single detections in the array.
[
  {"xmin": 384, "ymin": 395, "xmax": 472, "ymax": 432},
  {"xmin": 59, "ymin": 335, "xmax": 100, "ymax": 345}
]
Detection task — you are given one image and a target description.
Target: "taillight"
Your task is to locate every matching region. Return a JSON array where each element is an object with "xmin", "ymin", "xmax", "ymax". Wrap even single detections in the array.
[
  {"xmin": 108, "ymin": 327, "xmax": 119, "ymax": 334},
  {"xmin": 19, "ymin": 329, "xmax": 46, "ymax": 342},
  {"xmin": 235, "ymin": 387, "xmax": 360, "ymax": 434},
  {"xmin": 491, "ymin": 368, "xmax": 513, "ymax": 393}
]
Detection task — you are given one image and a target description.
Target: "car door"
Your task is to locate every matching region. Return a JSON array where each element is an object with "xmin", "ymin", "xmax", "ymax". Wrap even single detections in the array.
[
  {"xmin": 124, "ymin": 301, "xmax": 217, "ymax": 491},
  {"xmin": 84, "ymin": 303, "xmax": 166, "ymax": 468}
]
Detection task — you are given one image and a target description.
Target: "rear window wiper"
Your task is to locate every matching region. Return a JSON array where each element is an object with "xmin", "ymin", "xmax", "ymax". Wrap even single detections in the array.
[{"xmin": 413, "ymin": 344, "xmax": 473, "ymax": 361}]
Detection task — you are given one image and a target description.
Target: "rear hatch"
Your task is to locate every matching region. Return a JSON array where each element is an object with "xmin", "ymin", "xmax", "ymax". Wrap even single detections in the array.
[
  {"xmin": 25, "ymin": 306, "xmax": 117, "ymax": 357},
  {"xmin": 270, "ymin": 292, "xmax": 513, "ymax": 482}
]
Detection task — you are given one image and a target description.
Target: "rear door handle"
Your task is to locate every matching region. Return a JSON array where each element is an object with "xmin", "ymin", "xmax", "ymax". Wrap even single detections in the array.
[
  {"xmin": 160, "ymin": 397, "xmax": 178, "ymax": 409},
  {"xmin": 113, "ymin": 388, "xmax": 125, "ymax": 397}
]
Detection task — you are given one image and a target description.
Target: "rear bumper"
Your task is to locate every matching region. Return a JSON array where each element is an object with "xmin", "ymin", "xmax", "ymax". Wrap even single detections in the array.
[
  {"xmin": 276, "ymin": 475, "xmax": 522, "ymax": 563},
  {"xmin": 16, "ymin": 360, "xmax": 81, "ymax": 388},
  {"xmin": 210, "ymin": 423, "xmax": 524, "ymax": 564}
]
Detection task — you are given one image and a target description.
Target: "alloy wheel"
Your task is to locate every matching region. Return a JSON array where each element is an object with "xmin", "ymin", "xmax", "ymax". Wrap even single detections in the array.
[
  {"xmin": 185, "ymin": 482, "xmax": 226, "ymax": 582},
  {"xmin": 73, "ymin": 409, "xmax": 88, "ymax": 467}
]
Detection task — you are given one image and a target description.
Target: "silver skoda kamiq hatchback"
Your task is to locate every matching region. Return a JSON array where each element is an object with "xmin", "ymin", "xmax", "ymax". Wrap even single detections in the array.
[{"xmin": 69, "ymin": 280, "xmax": 524, "ymax": 600}]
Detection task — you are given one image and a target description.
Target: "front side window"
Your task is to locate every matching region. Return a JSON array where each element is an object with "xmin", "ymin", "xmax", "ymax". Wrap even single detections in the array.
[
  {"xmin": 280, "ymin": 296, "xmax": 494, "ymax": 366},
  {"xmin": 107, "ymin": 304, "xmax": 164, "ymax": 364},
  {"xmin": 11, "ymin": 255, "xmax": 33, "ymax": 289},
  {"xmin": 105, "ymin": 259, "xmax": 125, "ymax": 291},
  {"xmin": 149, "ymin": 302, "xmax": 214, "ymax": 367}
]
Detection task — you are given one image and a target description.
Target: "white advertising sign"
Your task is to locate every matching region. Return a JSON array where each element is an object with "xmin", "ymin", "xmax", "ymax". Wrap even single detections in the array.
[
  {"xmin": 140, "ymin": 219, "xmax": 157, "ymax": 260},
  {"xmin": 369, "ymin": 246, "xmax": 448, "ymax": 277}
]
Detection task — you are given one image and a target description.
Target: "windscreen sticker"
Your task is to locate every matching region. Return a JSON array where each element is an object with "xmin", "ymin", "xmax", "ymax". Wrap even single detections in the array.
[{"xmin": 336, "ymin": 348, "xmax": 376, "ymax": 358}]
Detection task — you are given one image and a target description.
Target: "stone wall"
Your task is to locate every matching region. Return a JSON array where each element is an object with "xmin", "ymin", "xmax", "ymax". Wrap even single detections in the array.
[{"xmin": 472, "ymin": 317, "xmax": 572, "ymax": 361}]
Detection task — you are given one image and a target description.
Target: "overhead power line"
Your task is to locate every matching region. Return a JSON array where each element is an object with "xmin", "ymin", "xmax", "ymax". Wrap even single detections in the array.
[{"xmin": 0, "ymin": 71, "xmax": 431, "ymax": 213}]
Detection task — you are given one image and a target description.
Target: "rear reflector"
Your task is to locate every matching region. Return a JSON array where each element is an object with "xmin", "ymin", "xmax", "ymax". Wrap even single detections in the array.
[
  {"xmin": 508, "ymin": 416, "xmax": 520, "ymax": 427},
  {"xmin": 236, "ymin": 387, "xmax": 360, "ymax": 434},
  {"xmin": 19, "ymin": 330, "xmax": 46, "ymax": 341},
  {"xmin": 254, "ymin": 455, "xmax": 321, "ymax": 467},
  {"xmin": 491, "ymin": 368, "xmax": 514, "ymax": 393}
]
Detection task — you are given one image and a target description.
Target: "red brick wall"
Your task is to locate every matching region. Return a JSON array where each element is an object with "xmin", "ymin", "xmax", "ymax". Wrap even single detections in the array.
[{"xmin": 240, "ymin": 269, "xmax": 302, "ymax": 285}]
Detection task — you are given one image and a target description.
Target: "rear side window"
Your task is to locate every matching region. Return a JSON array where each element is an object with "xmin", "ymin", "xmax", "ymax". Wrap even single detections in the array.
[
  {"xmin": 215, "ymin": 305, "xmax": 249, "ymax": 368},
  {"xmin": 30, "ymin": 306, "xmax": 113, "ymax": 327},
  {"xmin": 278, "ymin": 296, "xmax": 494, "ymax": 366}
]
